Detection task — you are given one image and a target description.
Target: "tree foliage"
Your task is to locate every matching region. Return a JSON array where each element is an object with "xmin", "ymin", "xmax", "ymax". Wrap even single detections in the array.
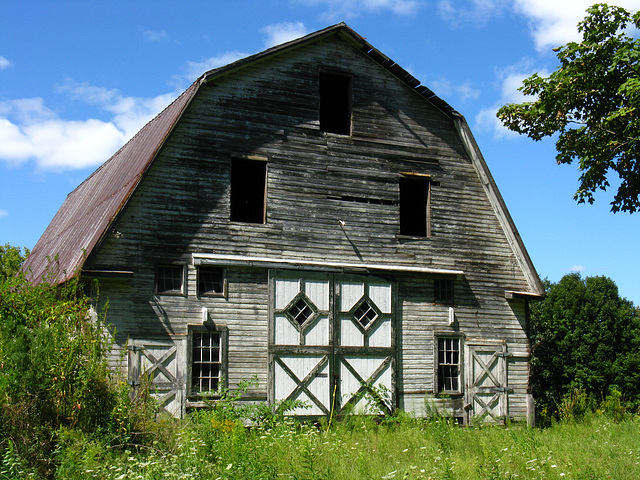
[
  {"xmin": 497, "ymin": 4, "xmax": 640, "ymax": 213},
  {"xmin": 0, "ymin": 243, "xmax": 29, "ymax": 282},
  {"xmin": 530, "ymin": 273, "xmax": 640, "ymax": 420}
]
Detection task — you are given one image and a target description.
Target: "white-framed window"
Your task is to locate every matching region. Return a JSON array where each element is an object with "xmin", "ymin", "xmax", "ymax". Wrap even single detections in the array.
[
  {"xmin": 155, "ymin": 265, "xmax": 185, "ymax": 295},
  {"xmin": 189, "ymin": 325, "xmax": 228, "ymax": 396},
  {"xmin": 436, "ymin": 336, "xmax": 462, "ymax": 394}
]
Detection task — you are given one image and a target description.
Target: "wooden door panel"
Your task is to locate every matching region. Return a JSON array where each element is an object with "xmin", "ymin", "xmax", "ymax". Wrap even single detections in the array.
[{"xmin": 274, "ymin": 354, "xmax": 330, "ymax": 415}]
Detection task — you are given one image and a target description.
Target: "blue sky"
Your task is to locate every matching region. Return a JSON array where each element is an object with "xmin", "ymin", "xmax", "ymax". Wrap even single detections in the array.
[{"xmin": 1, "ymin": 0, "xmax": 639, "ymax": 305}]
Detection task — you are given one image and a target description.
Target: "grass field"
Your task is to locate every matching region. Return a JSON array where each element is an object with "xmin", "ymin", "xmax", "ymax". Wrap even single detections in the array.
[{"xmin": 42, "ymin": 411, "xmax": 640, "ymax": 480}]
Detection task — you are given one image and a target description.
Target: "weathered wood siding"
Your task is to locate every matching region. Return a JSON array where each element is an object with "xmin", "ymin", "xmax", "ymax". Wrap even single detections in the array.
[{"xmin": 88, "ymin": 33, "xmax": 533, "ymax": 420}]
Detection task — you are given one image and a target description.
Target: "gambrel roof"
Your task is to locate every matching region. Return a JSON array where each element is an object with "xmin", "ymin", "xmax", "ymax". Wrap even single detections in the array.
[{"xmin": 22, "ymin": 23, "xmax": 544, "ymax": 296}]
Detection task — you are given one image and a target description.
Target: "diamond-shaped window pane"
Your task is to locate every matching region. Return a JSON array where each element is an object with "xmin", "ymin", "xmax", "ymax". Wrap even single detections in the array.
[
  {"xmin": 353, "ymin": 300, "xmax": 378, "ymax": 328},
  {"xmin": 288, "ymin": 297, "xmax": 315, "ymax": 326}
]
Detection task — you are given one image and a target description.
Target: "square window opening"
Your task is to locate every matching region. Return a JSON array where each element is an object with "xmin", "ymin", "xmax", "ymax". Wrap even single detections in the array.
[
  {"xmin": 191, "ymin": 329, "xmax": 223, "ymax": 395},
  {"xmin": 198, "ymin": 267, "xmax": 225, "ymax": 297},
  {"xmin": 319, "ymin": 72, "xmax": 352, "ymax": 135},
  {"xmin": 399, "ymin": 176, "xmax": 429, "ymax": 237},
  {"xmin": 156, "ymin": 265, "xmax": 183, "ymax": 295},
  {"xmin": 230, "ymin": 158, "xmax": 267, "ymax": 223},
  {"xmin": 434, "ymin": 278, "xmax": 454, "ymax": 305},
  {"xmin": 437, "ymin": 337, "xmax": 460, "ymax": 393}
]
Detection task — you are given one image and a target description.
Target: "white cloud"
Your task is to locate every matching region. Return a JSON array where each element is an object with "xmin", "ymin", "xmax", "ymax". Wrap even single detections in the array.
[
  {"xmin": 568, "ymin": 265, "xmax": 586, "ymax": 273},
  {"xmin": 438, "ymin": 1, "xmax": 638, "ymax": 51},
  {"xmin": 514, "ymin": 0, "xmax": 640, "ymax": 52},
  {"xmin": 0, "ymin": 56, "xmax": 11, "ymax": 70},
  {"xmin": 299, "ymin": 0, "xmax": 419, "ymax": 20},
  {"xmin": 261, "ymin": 22, "xmax": 309, "ymax": 48},
  {"xmin": 0, "ymin": 82, "xmax": 177, "ymax": 171},
  {"xmin": 0, "ymin": 209, "xmax": 7, "ymax": 219}
]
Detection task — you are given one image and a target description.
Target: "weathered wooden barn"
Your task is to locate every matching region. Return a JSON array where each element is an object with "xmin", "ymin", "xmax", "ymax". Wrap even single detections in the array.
[{"xmin": 23, "ymin": 23, "xmax": 544, "ymax": 423}]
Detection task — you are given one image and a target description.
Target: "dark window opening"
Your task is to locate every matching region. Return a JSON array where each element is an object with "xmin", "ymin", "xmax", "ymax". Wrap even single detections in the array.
[
  {"xmin": 399, "ymin": 176, "xmax": 429, "ymax": 237},
  {"xmin": 191, "ymin": 330, "xmax": 222, "ymax": 393},
  {"xmin": 353, "ymin": 300, "xmax": 378, "ymax": 328},
  {"xmin": 230, "ymin": 158, "xmax": 267, "ymax": 223},
  {"xmin": 198, "ymin": 267, "xmax": 225, "ymax": 296},
  {"xmin": 434, "ymin": 278, "xmax": 454, "ymax": 305},
  {"xmin": 156, "ymin": 265, "xmax": 183, "ymax": 294},
  {"xmin": 288, "ymin": 297, "xmax": 315, "ymax": 326},
  {"xmin": 320, "ymin": 72, "xmax": 351, "ymax": 135},
  {"xmin": 438, "ymin": 337, "xmax": 460, "ymax": 393}
]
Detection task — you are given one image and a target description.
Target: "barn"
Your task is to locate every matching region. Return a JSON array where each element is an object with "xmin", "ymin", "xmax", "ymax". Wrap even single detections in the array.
[{"xmin": 22, "ymin": 23, "xmax": 544, "ymax": 424}]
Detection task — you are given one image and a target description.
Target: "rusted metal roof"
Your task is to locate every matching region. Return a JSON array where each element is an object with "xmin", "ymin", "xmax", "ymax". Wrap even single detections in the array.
[
  {"xmin": 23, "ymin": 81, "xmax": 200, "ymax": 284},
  {"xmin": 23, "ymin": 23, "xmax": 457, "ymax": 284}
]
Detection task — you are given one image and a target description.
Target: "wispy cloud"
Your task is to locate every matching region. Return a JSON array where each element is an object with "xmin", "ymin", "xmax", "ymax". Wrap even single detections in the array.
[
  {"xmin": 474, "ymin": 61, "xmax": 549, "ymax": 138},
  {"xmin": 0, "ymin": 82, "xmax": 177, "ymax": 171},
  {"xmin": 143, "ymin": 29, "xmax": 169, "ymax": 42},
  {"xmin": 299, "ymin": 0, "xmax": 419, "ymax": 20},
  {"xmin": 184, "ymin": 51, "xmax": 249, "ymax": 81},
  {"xmin": 438, "ymin": 0, "xmax": 509, "ymax": 26},
  {"xmin": 261, "ymin": 22, "xmax": 309, "ymax": 48},
  {"xmin": 427, "ymin": 77, "xmax": 480, "ymax": 104},
  {"xmin": 0, "ymin": 209, "xmax": 7, "ymax": 219},
  {"xmin": 0, "ymin": 56, "xmax": 11, "ymax": 70},
  {"xmin": 568, "ymin": 265, "xmax": 586, "ymax": 273}
]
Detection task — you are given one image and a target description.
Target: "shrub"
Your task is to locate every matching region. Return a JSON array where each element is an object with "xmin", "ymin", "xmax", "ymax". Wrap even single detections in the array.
[{"xmin": 0, "ymin": 265, "xmax": 116, "ymax": 477}]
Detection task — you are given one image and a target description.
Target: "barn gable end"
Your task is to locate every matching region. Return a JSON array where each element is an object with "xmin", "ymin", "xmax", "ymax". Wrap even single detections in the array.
[{"xmin": 24, "ymin": 24, "xmax": 543, "ymax": 423}]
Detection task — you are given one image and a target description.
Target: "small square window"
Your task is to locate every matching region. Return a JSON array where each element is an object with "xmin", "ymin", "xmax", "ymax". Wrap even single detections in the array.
[
  {"xmin": 191, "ymin": 329, "xmax": 223, "ymax": 394},
  {"xmin": 198, "ymin": 267, "xmax": 225, "ymax": 297},
  {"xmin": 434, "ymin": 278, "xmax": 454, "ymax": 305},
  {"xmin": 156, "ymin": 265, "xmax": 183, "ymax": 294},
  {"xmin": 437, "ymin": 337, "xmax": 461, "ymax": 393}
]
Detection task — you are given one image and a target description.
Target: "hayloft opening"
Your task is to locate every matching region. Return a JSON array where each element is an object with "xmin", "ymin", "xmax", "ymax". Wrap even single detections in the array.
[
  {"xmin": 399, "ymin": 175, "xmax": 429, "ymax": 237},
  {"xmin": 319, "ymin": 72, "xmax": 351, "ymax": 135},
  {"xmin": 230, "ymin": 158, "xmax": 267, "ymax": 223}
]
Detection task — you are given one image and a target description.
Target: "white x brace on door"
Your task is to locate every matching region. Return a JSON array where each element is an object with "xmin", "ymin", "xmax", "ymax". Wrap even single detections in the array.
[
  {"xmin": 465, "ymin": 341, "xmax": 509, "ymax": 424},
  {"xmin": 270, "ymin": 271, "xmax": 395, "ymax": 416}
]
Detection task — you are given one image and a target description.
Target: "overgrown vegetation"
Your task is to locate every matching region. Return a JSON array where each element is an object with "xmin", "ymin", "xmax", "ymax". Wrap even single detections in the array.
[
  {"xmin": 0, "ymin": 246, "xmax": 117, "ymax": 478},
  {"xmin": 2, "ymin": 245, "xmax": 640, "ymax": 478}
]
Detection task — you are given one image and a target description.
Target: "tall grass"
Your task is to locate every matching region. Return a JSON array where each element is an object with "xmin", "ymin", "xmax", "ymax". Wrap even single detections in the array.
[{"xmin": 49, "ymin": 412, "xmax": 640, "ymax": 480}]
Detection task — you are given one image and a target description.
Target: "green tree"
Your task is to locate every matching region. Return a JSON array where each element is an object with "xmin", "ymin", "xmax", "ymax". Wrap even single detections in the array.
[
  {"xmin": 0, "ymin": 243, "xmax": 29, "ymax": 282},
  {"xmin": 530, "ymin": 273, "xmax": 640, "ymax": 419},
  {"xmin": 497, "ymin": 4, "xmax": 640, "ymax": 213}
]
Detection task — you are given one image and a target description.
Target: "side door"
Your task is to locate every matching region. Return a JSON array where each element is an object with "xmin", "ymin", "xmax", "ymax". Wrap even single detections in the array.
[
  {"xmin": 127, "ymin": 339, "xmax": 185, "ymax": 417},
  {"xmin": 465, "ymin": 340, "xmax": 509, "ymax": 424}
]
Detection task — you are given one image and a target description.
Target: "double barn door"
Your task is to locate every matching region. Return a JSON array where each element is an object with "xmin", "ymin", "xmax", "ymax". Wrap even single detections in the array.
[{"xmin": 270, "ymin": 271, "xmax": 395, "ymax": 416}]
